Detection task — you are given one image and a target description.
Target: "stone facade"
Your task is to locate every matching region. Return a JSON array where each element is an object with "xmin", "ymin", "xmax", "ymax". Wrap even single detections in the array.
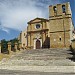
[
  {"xmin": 8, "ymin": 42, "xmax": 11, "ymax": 53},
  {"xmin": 18, "ymin": 30, "xmax": 27, "ymax": 49},
  {"xmin": 27, "ymin": 18, "xmax": 50, "ymax": 49},
  {"xmin": 19, "ymin": 2, "xmax": 74, "ymax": 49},
  {"xmin": 49, "ymin": 2, "xmax": 74, "ymax": 48}
]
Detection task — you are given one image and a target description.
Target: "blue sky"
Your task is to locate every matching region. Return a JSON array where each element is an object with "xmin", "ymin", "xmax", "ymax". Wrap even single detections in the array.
[{"xmin": 0, "ymin": 0, "xmax": 75, "ymax": 40}]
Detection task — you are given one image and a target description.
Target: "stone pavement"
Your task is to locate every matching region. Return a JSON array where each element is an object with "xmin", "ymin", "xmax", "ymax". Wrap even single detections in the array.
[
  {"xmin": 0, "ymin": 69, "xmax": 75, "ymax": 75},
  {"xmin": 0, "ymin": 66, "xmax": 75, "ymax": 73},
  {"xmin": 0, "ymin": 48, "xmax": 75, "ymax": 73}
]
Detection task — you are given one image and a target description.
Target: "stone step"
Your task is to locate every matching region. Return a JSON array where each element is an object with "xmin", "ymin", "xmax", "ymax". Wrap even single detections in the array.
[
  {"xmin": 28, "ymin": 48, "xmax": 70, "ymax": 51},
  {"xmin": 22, "ymin": 51, "xmax": 72, "ymax": 54},
  {"xmin": 13, "ymin": 54, "xmax": 73, "ymax": 58},
  {"xmin": 0, "ymin": 59, "xmax": 74, "ymax": 66},
  {"xmin": 13, "ymin": 53, "xmax": 73, "ymax": 57},
  {"xmin": 24, "ymin": 49, "xmax": 71, "ymax": 51},
  {"xmin": 23, "ymin": 50, "xmax": 72, "ymax": 54},
  {"xmin": 31, "ymin": 48, "xmax": 70, "ymax": 51},
  {"xmin": 20, "ymin": 53, "xmax": 72, "ymax": 56},
  {"xmin": 0, "ymin": 48, "xmax": 74, "ymax": 67},
  {"xmin": 8, "ymin": 49, "xmax": 73, "ymax": 60},
  {"xmin": 9, "ymin": 54, "xmax": 73, "ymax": 60},
  {"xmin": 9, "ymin": 57, "xmax": 72, "ymax": 60},
  {"xmin": 0, "ymin": 66, "xmax": 75, "ymax": 73}
]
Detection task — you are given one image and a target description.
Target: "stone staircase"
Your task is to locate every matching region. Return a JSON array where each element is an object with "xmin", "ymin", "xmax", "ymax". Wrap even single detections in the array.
[{"xmin": 0, "ymin": 48, "xmax": 75, "ymax": 66}]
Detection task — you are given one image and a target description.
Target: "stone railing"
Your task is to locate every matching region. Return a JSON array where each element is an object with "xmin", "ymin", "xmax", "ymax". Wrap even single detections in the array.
[{"xmin": 0, "ymin": 42, "xmax": 22, "ymax": 54}]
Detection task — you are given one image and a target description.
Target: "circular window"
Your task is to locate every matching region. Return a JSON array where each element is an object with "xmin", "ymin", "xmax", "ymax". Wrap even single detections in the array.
[{"xmin": 36, "ymin": 24, "xmax": 40, "ymax": 29}]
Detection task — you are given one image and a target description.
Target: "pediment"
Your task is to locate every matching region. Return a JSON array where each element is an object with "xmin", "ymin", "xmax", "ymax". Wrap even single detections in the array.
[
  {"xmin": 28, "ymin": 18, "xmax": 48, "ymax": 24},
  {"xmin": 32, "ymin": 19, "xmax": 42, "ymax": 23}
]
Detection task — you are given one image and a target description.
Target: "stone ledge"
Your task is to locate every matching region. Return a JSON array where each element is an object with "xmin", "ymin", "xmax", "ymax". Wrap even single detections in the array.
[{"xmin": 0, "ymin": 66, "xmax": 75, "ymax": 73}]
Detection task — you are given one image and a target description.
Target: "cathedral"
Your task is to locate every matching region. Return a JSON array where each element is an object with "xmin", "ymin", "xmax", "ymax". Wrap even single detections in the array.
[{"xmin": 18, "ymin": 2, "xmax": 74, "ymax": 49}]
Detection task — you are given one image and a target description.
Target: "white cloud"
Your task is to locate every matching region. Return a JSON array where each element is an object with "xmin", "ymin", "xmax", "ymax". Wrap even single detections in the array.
[
  {"xmin": 1, "ymin": 27, "xmax": 9, "ymax": 33},
  {"xmin": 0, "ymin": 25, "xmax": 9, "ymax": 33},
  {"xmin": 0, "ymin": 0, "xmax": 61, "ymax": 32}
]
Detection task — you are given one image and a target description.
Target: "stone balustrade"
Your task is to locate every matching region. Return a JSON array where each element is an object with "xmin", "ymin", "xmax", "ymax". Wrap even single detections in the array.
[
  {"xmin": 15, "ymin": 42, "xmax": 18, "ymax": 51},
  {"xmin": 0, "ymin": 41, "xmax": 22, "ymax": 55},
  {"xmin": 18, "ymin": 43, "xmax": 22, "ymax": 50},
  {"xmin": 0, "ymin": 42, "xmax": 1, "ymax": 53},
  {"xmin": 8, "ymin": 42, "xmax": 11, "ymax": 54}
]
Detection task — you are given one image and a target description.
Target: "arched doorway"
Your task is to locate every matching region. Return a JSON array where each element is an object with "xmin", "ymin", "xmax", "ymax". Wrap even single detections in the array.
[{"xmin": 36, "ymin": 40, "xmax": 41, "ymax": 49}]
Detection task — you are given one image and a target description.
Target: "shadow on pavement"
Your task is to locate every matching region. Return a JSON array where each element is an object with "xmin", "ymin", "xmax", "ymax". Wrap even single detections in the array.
[{"xmin": 68, "ymin": 46, "xmax": 75, "ymax": 62}]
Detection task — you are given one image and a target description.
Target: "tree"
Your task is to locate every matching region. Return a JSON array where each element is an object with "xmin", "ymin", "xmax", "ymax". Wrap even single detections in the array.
[{"xmin": 1, "ymin": 39, "xmax": 8, "ymax": 53}]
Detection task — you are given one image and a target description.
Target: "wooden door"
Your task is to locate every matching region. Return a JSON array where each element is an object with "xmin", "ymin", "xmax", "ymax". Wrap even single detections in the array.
[{"xmin": 36, "ymin": 40, "xmax": 41, "ymax": 49}]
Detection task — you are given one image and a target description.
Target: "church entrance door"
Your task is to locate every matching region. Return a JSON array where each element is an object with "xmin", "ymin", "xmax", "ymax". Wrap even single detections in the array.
[{"xmin": 36, "ymin": 40, "xmax": 41, "ymax": 49}]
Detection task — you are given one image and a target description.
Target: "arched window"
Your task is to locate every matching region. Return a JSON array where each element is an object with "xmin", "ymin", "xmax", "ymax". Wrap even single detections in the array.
[
  {"xmin": 62, "ymin": 5, "xmax": 66, "ymax": 13},
  {"xmin": 53, "ymin": 6, "xmax": 57, "ymax": 13}
]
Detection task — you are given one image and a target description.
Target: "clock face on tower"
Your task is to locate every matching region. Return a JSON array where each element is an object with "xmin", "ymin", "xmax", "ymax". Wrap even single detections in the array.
[{"xmin": 36, "ymin": 24, "xmax": 40, "ymax": 29}]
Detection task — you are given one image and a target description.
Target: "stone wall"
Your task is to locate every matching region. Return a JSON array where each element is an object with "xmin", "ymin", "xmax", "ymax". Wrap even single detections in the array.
[
  {"xmin": 49, "ymin": 2, "xmax": 72, "ymax": 17},
  {"xmin": 27, "ymin": 18, "xmax": 49, "ymax": 49},
  {"xmin": 21, "ymin": 30, "xmax": 27, "ymax": 48},
  {"xmin": 50, "ymin": 32, "xmax": 70, "ymax": 48},
  {"xmin": 49, "ymin": 2, "xmax": 73, "ymax": 48}
]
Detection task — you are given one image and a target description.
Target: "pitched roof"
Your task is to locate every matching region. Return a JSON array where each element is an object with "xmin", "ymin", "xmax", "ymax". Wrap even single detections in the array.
[{"xmin": 28, "ymin": 17, "xmax": 49, "ymax": 24}]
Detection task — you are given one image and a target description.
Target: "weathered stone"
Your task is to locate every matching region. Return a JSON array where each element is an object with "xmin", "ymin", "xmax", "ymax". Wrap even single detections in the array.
[
  {"xmin": 15, "ymin": 42, "xmax": 18, "ymax": 50},
  {"xmin": 8, "ymin": 42, "xmax": 11, "ymax": 54},
  {"xmin": 25, "ymin": 2, "xmax": 74, "ymax": 49},
  {"xmin": 49, "ymin": 2, "xmax": 74, "ymax": 48},
  {"xmin": 18, "ymin": 43, "xmax": 22, "ymax": 49}
]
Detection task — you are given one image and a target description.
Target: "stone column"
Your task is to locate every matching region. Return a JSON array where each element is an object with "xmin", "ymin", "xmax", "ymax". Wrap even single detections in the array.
[
  {"xmin": 0, "ymin": 42, "xmax": 1, "ymax": 53},
  {"xmin": 8, "ymin": 42, "xmax": 11, "ymax": 54},
  {"xmin": 19, "ymin": 43, "xmax": 22, "ymax": 50},
  {"xmin": 23, "ymin": 44, "xmax": 25, "ymax": 49},
  {"xmin": 15, "ymin": 42, "xmax": 18, "ymax": 50}
]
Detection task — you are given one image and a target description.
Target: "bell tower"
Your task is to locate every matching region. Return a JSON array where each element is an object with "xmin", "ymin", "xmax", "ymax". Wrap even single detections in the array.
[{"xmin": 49, "ymin": 2, "xmax": 74, "ymax": 48}]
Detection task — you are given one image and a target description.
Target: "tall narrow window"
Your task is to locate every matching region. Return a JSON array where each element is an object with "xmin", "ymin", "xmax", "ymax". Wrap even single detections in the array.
[
  {"xmin": 59, "ymin": 38, "xmax": 61, "ymax": 41},
  {"xmin": 53, "ymin": 6, "xmax": 57, "ymax": 13},
  {"xmin": 62, "ymin": 5, "xmax": 66, "ymax": 13},
  {"xmin": 24, "ymin": 33, "xmax": 25, "ymax": 36}
]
